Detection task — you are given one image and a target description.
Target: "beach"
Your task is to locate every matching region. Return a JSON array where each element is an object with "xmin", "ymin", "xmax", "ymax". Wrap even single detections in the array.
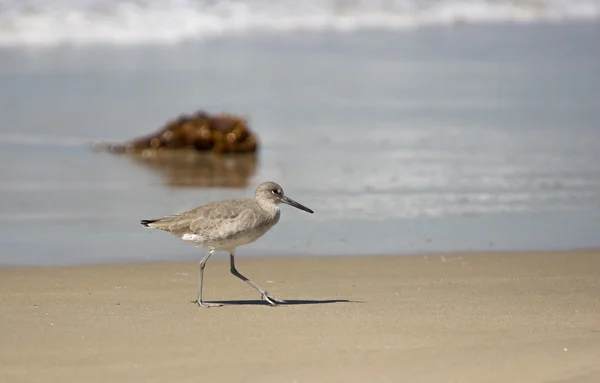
[
  {"xmin": 2, "ymin": 1, "xmax": 600, "ymax": 381},
  {"xmin": 2, "ymin": 250, "xmax": 599, "ymax": 382}
]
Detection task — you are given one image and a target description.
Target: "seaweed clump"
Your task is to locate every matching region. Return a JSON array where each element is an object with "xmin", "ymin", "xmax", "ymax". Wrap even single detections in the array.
[{"xmin": 93, "ymin": 110, "xmax": 258, "ymax": 154}]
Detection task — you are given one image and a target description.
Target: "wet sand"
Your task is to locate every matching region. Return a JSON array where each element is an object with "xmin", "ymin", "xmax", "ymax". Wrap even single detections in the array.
[{"xmin": 1, "ymin": 250, "xmax": 599, "ymax": 382}]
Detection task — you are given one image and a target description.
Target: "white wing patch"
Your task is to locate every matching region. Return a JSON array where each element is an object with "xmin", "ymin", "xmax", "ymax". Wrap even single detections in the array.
[{"xmin": 182, "ymin": 233, "xmax": 203, "ymax": 242}]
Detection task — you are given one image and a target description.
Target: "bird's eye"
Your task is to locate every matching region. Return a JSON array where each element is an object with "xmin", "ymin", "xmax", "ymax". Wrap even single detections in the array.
[{"xmin": 271, "ymin": 189, "xmax": 279, "ymax": 194}]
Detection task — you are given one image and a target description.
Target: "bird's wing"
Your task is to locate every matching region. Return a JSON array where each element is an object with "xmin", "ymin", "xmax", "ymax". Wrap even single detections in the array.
[{"xmin": 149, "ymin": 199, "xmax": 256, "ymax": 236}]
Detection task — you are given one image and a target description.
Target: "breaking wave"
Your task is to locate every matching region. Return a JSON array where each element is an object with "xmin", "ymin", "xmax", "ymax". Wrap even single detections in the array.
[{"xmin": 0, "ymin": 0, "xmax": 599, "ymax": 47}]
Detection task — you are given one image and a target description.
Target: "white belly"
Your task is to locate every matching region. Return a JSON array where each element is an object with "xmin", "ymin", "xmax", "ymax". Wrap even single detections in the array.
[{"xmin": 180, "ymin": 225, "xmax": 272, "ymax": 251}]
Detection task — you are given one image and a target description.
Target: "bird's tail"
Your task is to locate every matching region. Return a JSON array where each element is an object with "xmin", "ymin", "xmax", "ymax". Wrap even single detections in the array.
[{"xmin": 141, "ymin": 219, "xmax": 158, "ymax": 228}]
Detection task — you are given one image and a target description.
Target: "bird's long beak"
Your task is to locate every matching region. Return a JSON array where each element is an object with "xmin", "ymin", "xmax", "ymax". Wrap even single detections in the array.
[{"xmin": 281, "ymin": 196, "xmax": 314, "ymax": 214}]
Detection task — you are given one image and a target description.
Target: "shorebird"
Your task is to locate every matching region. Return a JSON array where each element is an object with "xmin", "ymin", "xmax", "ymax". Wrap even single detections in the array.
[{"xmin": 141, "ymin": 181, "xmax": 314, "ymax": 307}]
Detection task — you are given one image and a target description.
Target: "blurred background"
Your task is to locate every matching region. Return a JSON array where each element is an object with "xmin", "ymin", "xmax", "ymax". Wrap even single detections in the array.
[{"xmin": 0, "ymin": 0, "xmax": 599, "ymax": 266}]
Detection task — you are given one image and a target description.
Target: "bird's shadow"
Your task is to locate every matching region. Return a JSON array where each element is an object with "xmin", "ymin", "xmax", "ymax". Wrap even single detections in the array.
[{"xmin": 204, "ymin": 299, "xmax": 356, "ymax": 307}]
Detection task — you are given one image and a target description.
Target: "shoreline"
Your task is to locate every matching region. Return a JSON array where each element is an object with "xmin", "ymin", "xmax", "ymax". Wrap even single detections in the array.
[
  {"xmin": 2, "ymin": 246, "xmax": 599, "ymax": 269},
  {"xmin": 2, "ymin": 249, "xmax": 599, "ymax": 382}
]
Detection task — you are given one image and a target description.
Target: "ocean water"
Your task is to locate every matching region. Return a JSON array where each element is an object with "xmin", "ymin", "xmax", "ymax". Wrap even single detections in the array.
[{"xmin": 0, "ymin": 1, "xmax": 599, "ymax": 266}]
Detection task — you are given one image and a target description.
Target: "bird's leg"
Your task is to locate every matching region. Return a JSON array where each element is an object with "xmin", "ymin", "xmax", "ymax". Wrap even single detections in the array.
[
  {"xmin": 192, "ymin": 249, "xmax": 222, "ymax": 307},
  {"xmin": 229, "ymin": 252, "xmax": 286, "ymax": 306}
]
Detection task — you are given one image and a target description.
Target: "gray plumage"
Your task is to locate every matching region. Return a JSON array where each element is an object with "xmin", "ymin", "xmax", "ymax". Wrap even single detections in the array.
[{"xmin": 141, "ymin": 181, "xmax": 314, "ymax": 307}]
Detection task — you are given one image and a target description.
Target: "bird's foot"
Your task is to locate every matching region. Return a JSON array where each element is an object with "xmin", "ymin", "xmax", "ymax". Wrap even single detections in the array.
[
  {"xmin": 191, "ymin": 299, "xmax": 223, "ymax": 308},
  {"xmin": 262, "ymin": 293, "xmax": 287, "ymax": 306}
]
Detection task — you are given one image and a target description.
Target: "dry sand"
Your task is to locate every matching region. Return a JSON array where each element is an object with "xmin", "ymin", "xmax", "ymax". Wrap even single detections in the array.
[{"xmin": 1, "ymin": 250, "xmax": 599, "ymax": 383}]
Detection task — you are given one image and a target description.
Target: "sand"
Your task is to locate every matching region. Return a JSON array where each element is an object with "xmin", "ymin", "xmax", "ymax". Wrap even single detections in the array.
[{"xmin": 1, "ymin": 250, "xmax": 600, "ymax": 383}]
